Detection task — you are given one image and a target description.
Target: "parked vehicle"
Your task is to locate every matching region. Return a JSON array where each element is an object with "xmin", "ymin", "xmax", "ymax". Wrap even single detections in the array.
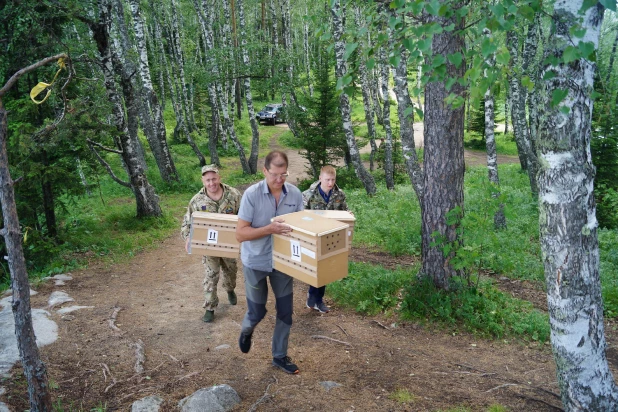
[{"xmin": 256, "ymin": 103, "xmax": 284, "ymax": 125}]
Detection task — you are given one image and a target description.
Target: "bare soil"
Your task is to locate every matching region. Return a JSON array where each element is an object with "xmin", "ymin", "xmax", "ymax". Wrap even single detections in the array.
[{"xmin": 4, "ymin": 127, "xmax": 614, "ymax": 411}]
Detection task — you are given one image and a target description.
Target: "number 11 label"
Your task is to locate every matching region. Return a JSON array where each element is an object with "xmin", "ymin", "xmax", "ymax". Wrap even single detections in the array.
[
  {"xmin": 290, "ymin": 240, "xmax": 301, "ymax": 262},
  {"xmin": 207, "ymin": 229, "xmax": 219, "ymax": 244}
]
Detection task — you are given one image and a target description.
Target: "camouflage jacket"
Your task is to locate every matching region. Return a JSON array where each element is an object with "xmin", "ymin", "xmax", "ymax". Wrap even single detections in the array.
[
  {"xmin": 181, "ymin": 183, "xmax": 241, "ymax": 240},
  {"xmin": 302, "ymin": 180, "xmax": 349, "ymax": 211}
]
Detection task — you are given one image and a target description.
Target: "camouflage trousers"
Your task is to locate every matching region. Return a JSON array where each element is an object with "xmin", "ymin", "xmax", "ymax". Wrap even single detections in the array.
[{"xmin": 202, "ymin": 256, "xmax": 237, "ymax": 310}]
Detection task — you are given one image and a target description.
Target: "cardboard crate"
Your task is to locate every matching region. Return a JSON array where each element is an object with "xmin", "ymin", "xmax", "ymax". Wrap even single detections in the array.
[
  {"xmin": 189, "ymin": 212, "xmax": 239, "ymax": 258},
  {"xmin": 305, "ymin": 210, "xmax": 356, "ymax": 243},
  {"xmin": 272, "ymin": 211, "xmax": 349, "ymax": 287}
]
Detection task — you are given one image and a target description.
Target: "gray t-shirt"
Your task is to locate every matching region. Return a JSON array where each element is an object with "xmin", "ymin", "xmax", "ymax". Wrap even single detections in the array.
[{"xmin": 238, "ymin": 179, "xmax": 303, "ymax": 271}]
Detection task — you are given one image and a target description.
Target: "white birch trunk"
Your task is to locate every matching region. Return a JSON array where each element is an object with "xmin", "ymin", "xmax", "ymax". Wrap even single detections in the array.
[
  {"xmin": 393, "ymin": 47, "xmax": 424, "ymax": 202},
  {"xmin": 331, "ymin": 0, "xmax": 376, "ymax": 195},
  {"xmin": 197, "ymin": 0, "xmax": 250, "ymax": 173},
  {"xmin": 354, "ymin": 7, "xmax": 377, "ymax": 171},
  {"xmin": 237, "ymin": 0, "xmax": 260, "ymax": 174},
  {"xmin": 128, "ymin": 0, "xmax": 179, "ymax": 182},
  {"xmin": 380, "ymin": 43, "xmax": 394, "ymax": 190},
  {"xmin": 538, "ymin": 2, "xmax": 618, "ymax": 409}
]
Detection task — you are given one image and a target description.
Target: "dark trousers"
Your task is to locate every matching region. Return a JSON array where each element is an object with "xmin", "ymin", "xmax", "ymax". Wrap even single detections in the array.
[
  {"xmin": 241, "ymin": 267, "xmax": 293, "ymax": 359},
  {"xmin": 308, "ymin": 285, "xmax": 326, "ymax": 303}
]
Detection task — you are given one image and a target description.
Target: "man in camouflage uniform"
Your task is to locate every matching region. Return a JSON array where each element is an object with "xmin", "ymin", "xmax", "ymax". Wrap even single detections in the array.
[
  {"xmin": 302, "ymin": 165, "xmax": 350, "ymax": 313},
  {"xmin": 181, "ymin": 164, "xmax": 242, "ymax": 323}
]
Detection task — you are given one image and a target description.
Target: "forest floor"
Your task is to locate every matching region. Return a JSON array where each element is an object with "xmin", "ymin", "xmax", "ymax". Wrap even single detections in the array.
[{"xmin": 4, "ymin": 126, "xmax": 616, "ymax": 411}]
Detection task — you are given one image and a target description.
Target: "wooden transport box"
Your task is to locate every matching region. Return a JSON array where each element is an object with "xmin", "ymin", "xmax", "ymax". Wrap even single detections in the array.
[
  {"xmin": 305, "ymin": 210, "xmax": 356, "ymax": 243},
  {"xmin": 272, "ymin": 211, "xmax": 349, "ymax": 288},
  {"xmin": 189, "ymin": 212, "xmax": 239, "ymax": 258}
]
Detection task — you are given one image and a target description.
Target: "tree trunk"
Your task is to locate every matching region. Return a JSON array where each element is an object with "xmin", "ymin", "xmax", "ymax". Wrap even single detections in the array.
[
  {"xmin": 91, "ymin": 0, "xmax": 162, "ymax": 218},
  {"xmin": 170, "ymin": 0, "xmax": 195, "ymax": 132},
  {"xmin": 504, "ymin": 75, "xmax": 510, "ymax": 134},
  {"xmin": 331, "ymin": 0, "xmax": 376, "ymax": 196},
  {"xmin": 197, "ymin": 0, "xmax": 250, "ymax": 174},
  {"xmin": 538, "ymin": 2, "xmax": 618, "ymax": 409},
  {"xmin": 354, "ymin": 7, "xmax": 377, "ymax": 172},
  {"xmin": 484, "ymin": 29, "xmax": 505, "ymax": 230},
  {"xmin": 128, "ymin": 0, "xmax": 179, "ymax": 182},
  {"xmin": 304, "ymin": 3, "xmax": 313, "ymax": 97},
  {"xmin": 393, "ymin": 48, "xmax": 423, "ymax": 202},
  {"xmin": 507, "ymin": 30, "xmax": 539, "ymax": 196},
  {"xmin": 237, "ymin": 0, "xmax": 259, "ymax": 174},
  {"xmin": 421, "ymin": 4, "xmax": 465, "ymax": 290},
  {"xmin": 380, "ymin": 44, "xmax": 395, "ymax": 190},
  {"xmin": 0, "ymin": 52, "xmax": 64, "ymax": 411},
  {"xmin": 40, "ymin": 150, "xmax": 57, "ymax": 239},
  {"xmin": 523, "ymin": 14, "xmax": 540, "ymax": 153}
]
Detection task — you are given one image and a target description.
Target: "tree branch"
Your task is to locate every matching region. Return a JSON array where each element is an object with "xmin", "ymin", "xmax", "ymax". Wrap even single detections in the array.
[
  {"xmin": 86, "ymin": 138, "xmax": 123, "ymax": 154},
  {"xmin": 87, "ymin": 142, "xmax": 131, "ymax": 188},
  {"xmin": 0, "ymin": 53, "xmax": 68, "ymax": 98}
]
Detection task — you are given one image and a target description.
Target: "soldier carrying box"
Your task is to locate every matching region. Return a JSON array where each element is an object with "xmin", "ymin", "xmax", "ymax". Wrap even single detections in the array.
[{"xmin": 181, "ymin": 165, "xmax": 242, "ymax": 323}]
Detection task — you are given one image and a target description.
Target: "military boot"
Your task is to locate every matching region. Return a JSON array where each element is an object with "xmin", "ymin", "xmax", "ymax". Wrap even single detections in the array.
[
  {"xmin": 228, "ymin": 291, "xmax": 237, "ymax": 305},
  {"xmin": 202, "ymin": 310, "xmax": 214, "ymax": 322}
]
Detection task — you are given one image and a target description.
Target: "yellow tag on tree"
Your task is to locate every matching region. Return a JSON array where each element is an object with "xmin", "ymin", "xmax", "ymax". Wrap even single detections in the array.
[{"xmin": 29, "ymin": 58, "xmax": 66, "ymax": 105}]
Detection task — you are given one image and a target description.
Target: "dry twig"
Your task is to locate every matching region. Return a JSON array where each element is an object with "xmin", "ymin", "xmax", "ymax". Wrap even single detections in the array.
[
  {"xmin": 336, "ymin": 324, "xmax": 350, "ymax": 337},
  {"xmin": 101, "ymin": 363, "xmax": 117, "ymax": 393},
  {"xmin": 372, "ymin": 320, "xmax": 388, "ymax": 329},
  {"xmin": 486, "ymin": 383, "xmax": 518, "ymax": 392},
  {"xmin": 311, "ymin": 335, "xmax": 352, "ymax": 346}
]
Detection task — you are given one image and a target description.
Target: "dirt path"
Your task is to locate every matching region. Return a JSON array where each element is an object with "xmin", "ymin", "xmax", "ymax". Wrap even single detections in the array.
[{"xmin": 2, "ymin": 235, "xmax": 568, "ymax": 411}]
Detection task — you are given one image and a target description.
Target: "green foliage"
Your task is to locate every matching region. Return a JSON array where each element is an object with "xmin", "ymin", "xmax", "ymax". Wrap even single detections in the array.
[
  {"xmin": 599, "ymin": 229, "xmax": 618, "ymax": 318},
  {"xmin": 328, "ymin": 262, "xmax": 413, "ymax": 315},
  {"xmin": 468, "ymin": 97, "xmax": 486, "ymax": 138},
  {"xmin": 346, "ymin": 185, "xmax": 422, "ymax": 256},
  {"xmin": 401, "ymin": 276, "xmax": 550, "ymax": 342},
  {"xmin": 286, "ymin": 44, "xmax": 347, "ymax": 179}
]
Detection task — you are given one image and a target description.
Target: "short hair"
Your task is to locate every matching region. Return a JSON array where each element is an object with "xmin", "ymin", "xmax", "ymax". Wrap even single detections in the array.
[
  {"xmin": 320, "ymin": 165, "xmax": 337, "ymax": 176},
  {"xmin": 264, "ymin": 150, "xmax": 288, "ymax": 169}
]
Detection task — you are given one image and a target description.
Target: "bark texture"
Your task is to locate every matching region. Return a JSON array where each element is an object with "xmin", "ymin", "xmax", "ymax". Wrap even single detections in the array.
[
  {"xmin": 91, "ymin": 0, "xmax": 162, "ymax": 218},
  {"xmin": 128, "ymin": 0, "xmax": 179, "ymax": 182},
  {"xmin": 393, "ymin": 47, "xmax": 423, "ymax": 202},
  {"xmin": 538, "ymin": 2, "xmax": 618, "ymax": 410},
  {"xmin": 421, "ymin": 5, "xmax": 465, "ymax": 289},
  {"xmin": 507, "ymin": 30, "xmax": 539, "ymax": 196},
  {"xmin": 331, "ymin": 0, "xmax": 376, "ymax": 195},
  {"xmin": 237, "ymin": 0, "xmax": 260, "ymax": 174},
  {"xmin": 380, "ymin": 43, "xmax": 394, "ymax": 190}
]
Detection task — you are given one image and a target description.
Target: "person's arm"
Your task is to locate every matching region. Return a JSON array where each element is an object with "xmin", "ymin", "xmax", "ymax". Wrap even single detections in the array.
[
  {"xmin": 181, "ymin": 204, "xmax": 193, "ymax": 252},
  {"xmin": 236, "ymin": 217, "xmax": 292, "ymax": 242}
]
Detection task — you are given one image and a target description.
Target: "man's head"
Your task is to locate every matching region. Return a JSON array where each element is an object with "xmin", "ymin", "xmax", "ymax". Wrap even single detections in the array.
[
  {"xmin": 263, "ymin": 151, "xmax": 289, "ymax": 191},
  {"xmin": 201, "ymin": 164, "xmax": 221, "ymax": 196},
  {"xmin": 319, "ymin": 165, "xmax": 337, "ymax": 193}
]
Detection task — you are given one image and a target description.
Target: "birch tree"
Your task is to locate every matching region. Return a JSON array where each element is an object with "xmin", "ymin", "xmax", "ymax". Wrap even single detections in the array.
[
  {"xmin": 87, "ymin": 0, "xmax": 162, "ymax": 218},
  {"xmin": 379, "ymin": 41, "xmax": 395, "ymax": 190},
  {"xmin": 237, "ymin": 0, "xmax": 260, "ymax": 173},
  {"xmin": 354, "ymin": 6, "xmax": 377, "ymax": 171},
  {"xmin": 538, "ymin": 1, "xmax": 618, "ymax": 408},
  {"xmin": 331, "ymin": 0, "xmax": 376, "ymax": 195},
  {"xmin": 0, "ymin": 53, "xmax": 66, "ymax": 412},
  {"xmin": 483, "ymin": 29, "xmax": 505, "ymax": 229},
  {"xmin": 196, "ymin": 0, "xmax": 251, "ymax": 174},
  {"xmin": 128, "ymin": 0, "xmax": 180, "ymax": 181}
]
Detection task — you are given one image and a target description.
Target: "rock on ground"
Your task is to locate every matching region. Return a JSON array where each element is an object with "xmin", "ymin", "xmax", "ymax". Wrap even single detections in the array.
[
  {"xmin": 178, "ymin": 385, "xmax": 240, "ymax": 412},
  {"xmin": 131, "ymin": 395, "xmax": 164, "ymax": 412}
]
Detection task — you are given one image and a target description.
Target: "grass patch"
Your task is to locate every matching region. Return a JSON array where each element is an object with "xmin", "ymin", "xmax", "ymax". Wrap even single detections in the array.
[
  {"xmin": 464, "ymin": 131, "xmax": 519, "ymax": 156},
  {"xmin": 388, "ymin": 388, "xmax": 417, "ymax": 403},
  {"xmin": 328, "ymin": 262, "xmax": 414, "ymax": 315}
]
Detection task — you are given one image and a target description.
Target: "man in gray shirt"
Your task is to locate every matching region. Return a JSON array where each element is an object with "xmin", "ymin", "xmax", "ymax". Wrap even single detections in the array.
[{"xmin": 236, "ymin": 150, "xmax": 304, "ymax": 374}]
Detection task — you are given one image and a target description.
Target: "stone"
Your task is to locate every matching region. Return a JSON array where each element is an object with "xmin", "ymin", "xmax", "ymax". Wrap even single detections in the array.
[
  {"xmin": 131, "ymin": 395, "xmax": 164, "ymax": 412},
  {"xmin": 215, "ymin": 344, "xmax": 231, "ymax": 351},
  {"xmin": 178, "ymin": 385, "xmax": 240, "ymax": 412},
  {"xmin": 48, "ymin": 291, "xmax": 74, "ymax": 308},
  {"xmin": 319, "ymin": 381, "xmax": 342, "ymax": 392},
  {"xmin": 56, "ymin": 305, "xmax": 94, "ymax": 315}
]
